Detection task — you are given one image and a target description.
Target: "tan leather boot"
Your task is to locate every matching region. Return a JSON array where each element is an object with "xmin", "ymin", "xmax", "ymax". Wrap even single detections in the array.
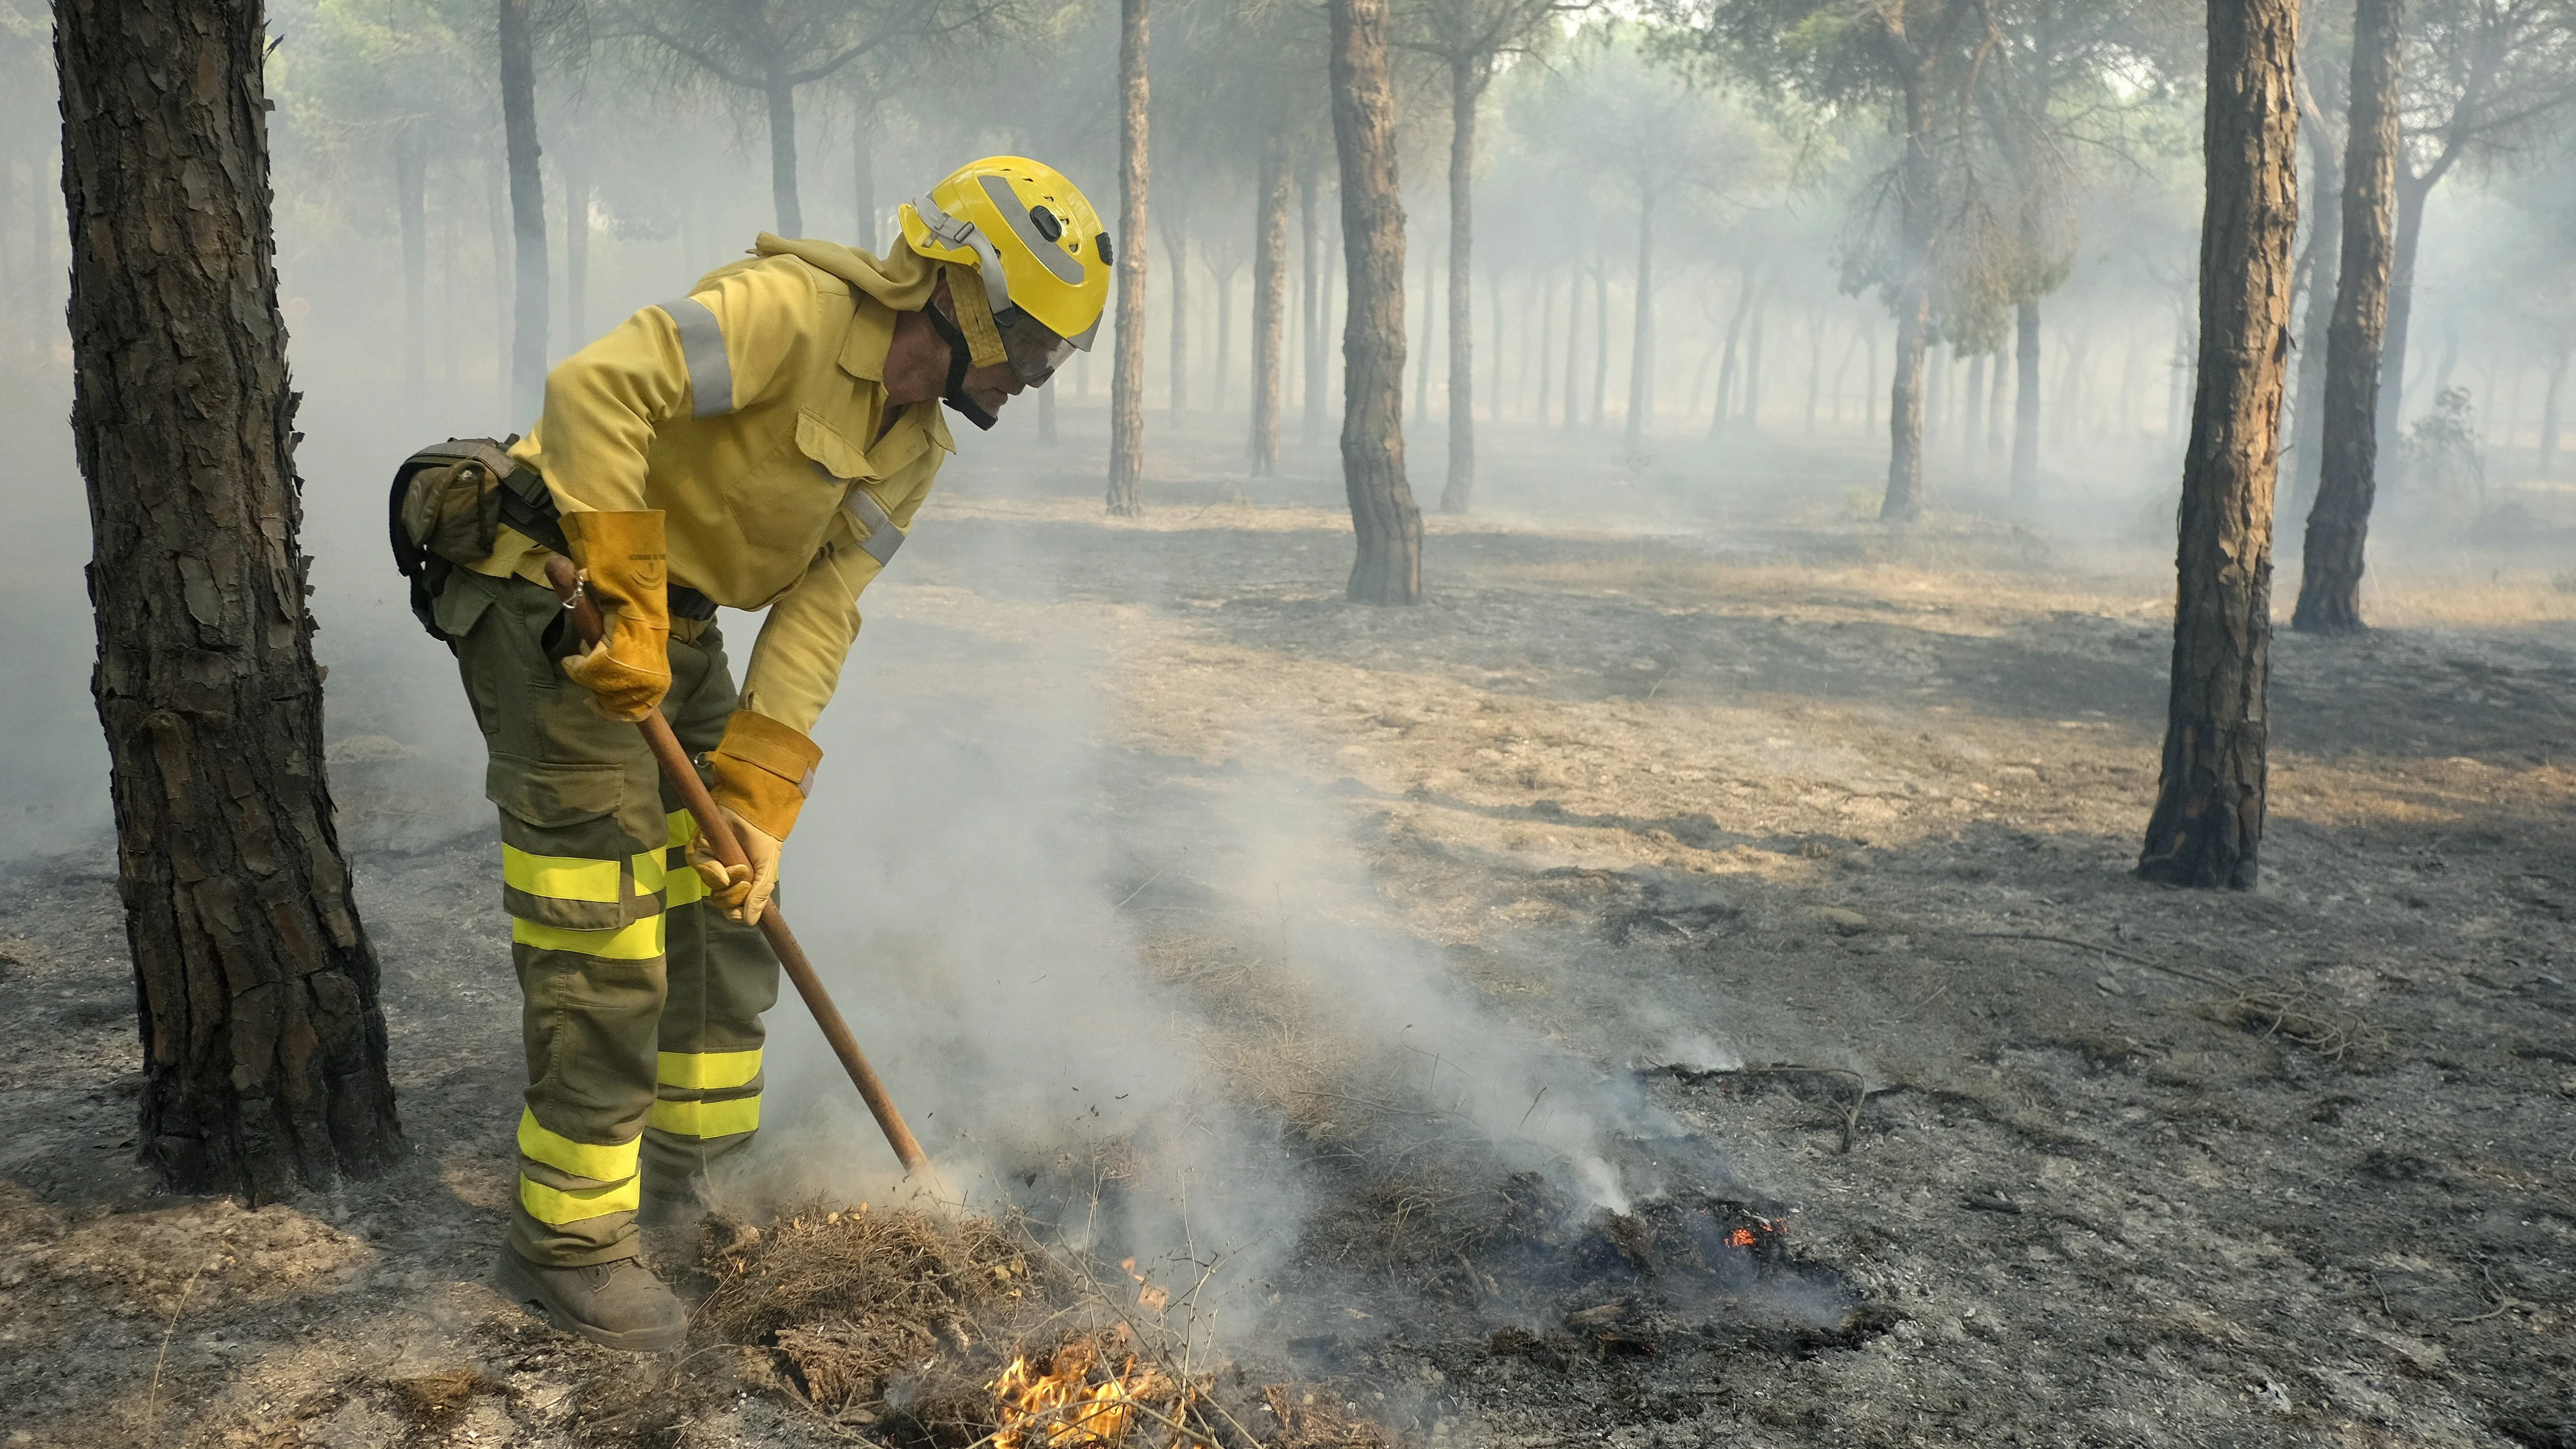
[{"xmin": 492, "ymin": 1248, "xmax": 687, "ymax": 1352}]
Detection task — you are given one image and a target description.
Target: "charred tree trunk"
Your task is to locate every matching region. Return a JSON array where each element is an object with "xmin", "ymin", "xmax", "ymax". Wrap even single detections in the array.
[
  {"xmin": 2293, "ymin": 0, "xmax": 2400, "ymax": 635},
  {"xmin": 1106, "ymin": 0, "xmax": 1150, "ymax": 516},
  {"xmin": 1329, "ymin": 0, "xmax": 1420, "ymax": 605},
  {"xmin": 58, "ymin": 0, "xmax": 405, "ymax": 1197},
  {"xmin": 764, "ymin": 69, "xmax": 802, "ymax": 237},
  {"xmin": 1440, "ymin": 54, "xmax": 1482, "ymax": 514},
  {"xmin": 395, "ymin": 123, "xmax": 428, "ymax": 392},
  {"xmin": 1252, "ymin": 143, "xmax": 1290, "ymax": 474},
  {"xmin": 2011, "ymin": 300, "xmax": 2041, "ymax": 508},
  {"xmin": 2139, "ymin": 0, "xmax": 2300, "ymax": 890},
  {"xmin": 498, "ymin": 0, "xmax": 546, "ymax": 421}
]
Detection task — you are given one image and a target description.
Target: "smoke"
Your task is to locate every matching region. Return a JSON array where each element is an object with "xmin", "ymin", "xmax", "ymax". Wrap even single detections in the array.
[{"xmin": 712, "ymin": 507, "xmax": 1707, "ymax": 1348}]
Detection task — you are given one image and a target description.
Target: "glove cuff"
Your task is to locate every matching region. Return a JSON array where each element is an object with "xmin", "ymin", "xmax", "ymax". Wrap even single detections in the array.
[{"xmin": 707, "ymin": 710, "xmax": 822, "ymax": 840}]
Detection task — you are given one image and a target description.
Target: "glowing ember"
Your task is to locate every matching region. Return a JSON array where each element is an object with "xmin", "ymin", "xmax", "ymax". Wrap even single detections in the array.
[
  {"xmin": 991, "ymin": 1338, "xmax": 1185, "ymax": 1449},
  {"xmin": 1724, "ymin": 1227, "xmax": 1759, "ymax": 1250}
]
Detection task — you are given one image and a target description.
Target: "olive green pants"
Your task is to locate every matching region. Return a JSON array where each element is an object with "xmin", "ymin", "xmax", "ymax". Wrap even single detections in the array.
[{"xmin": 439, "ymin": 570, "xmax": 781, "ymax": 1267}]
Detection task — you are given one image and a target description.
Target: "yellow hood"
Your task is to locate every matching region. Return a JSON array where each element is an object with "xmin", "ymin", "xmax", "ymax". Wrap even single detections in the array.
[{"xmin": 750, "ymin": 233, "xmax": 1006, "ymax": 368}]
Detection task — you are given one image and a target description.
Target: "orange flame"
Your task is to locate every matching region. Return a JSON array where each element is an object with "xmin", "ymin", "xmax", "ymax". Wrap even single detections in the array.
[
  {"xmin": 991, "ymin": 1339, "xmax": 1175, "ymax": 1449},
  {"xmin": 1724, "ymin": 1227, "xmax": 1757, "ymax": 1250}
]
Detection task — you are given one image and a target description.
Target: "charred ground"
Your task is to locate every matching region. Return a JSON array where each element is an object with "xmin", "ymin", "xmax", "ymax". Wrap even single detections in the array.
[{"xmin": 2, "ymin": 437, "xmax": 2571, "ymax": 1447}]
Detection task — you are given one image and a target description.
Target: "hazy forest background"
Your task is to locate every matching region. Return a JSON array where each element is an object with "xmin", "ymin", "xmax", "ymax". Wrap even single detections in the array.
[{"xmin": 7, "ymin": 0, "xmax": 2576, "ymax": 843}]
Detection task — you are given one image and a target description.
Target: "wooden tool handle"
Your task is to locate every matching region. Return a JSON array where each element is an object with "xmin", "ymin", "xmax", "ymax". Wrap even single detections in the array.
[{"xmin": 543, "ymin": 554, "xmax": 930, "ymax": 1175}]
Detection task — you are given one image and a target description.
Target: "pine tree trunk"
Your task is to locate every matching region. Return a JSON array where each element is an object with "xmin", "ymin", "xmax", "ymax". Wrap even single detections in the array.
[
  {"xmin": 1106, "ymin": 0, "xmax": 1151, "ymax": 516},
  {"xmin": 2286, "ymin": 116, "xmax": 2343, "ymax": 522},
  {"xmin": 1536, "ymin": 270, "xmax": 1555, "ymax": 428},
  {"xmin": 1441, "ymin": 56, "xmax": 1479, "ymax": 513},
  {"xmin": 2370, "ymin": 174, "xmax": 2427, "ymax": 467},
  {"xmin": 1329, "ymin": 0, "xmax": 1420, "ymax": 605},
  {"xmin": 1161, "ymin": 209, "xmax": 1189, "ymax": 416},
  {"xmin": 58, "ymin": 0, "xmax": 405, "ymax": 1198},
  {"xmin": 1884, "ymin": 287, "xmax": 1928, "ymax": 520},
  {"xmin": 1300, "ymin": 155, "xmax": 1326, "ymax": 444},
  {"xmin": 2293, "ymin": 0, "xmax": 2400, "ymax": 635},
  {"xmin": 764, "ymin": 71, "xmax": 802, "ymax": 237},
  {"xmin": 2139, "ymin": 0, "xmax": 2300, "ymax": 890},
  {"xmin": 1252, "ymin": 143, "xmax": 1290, "ymax": 474},
  {"xmin": 1964, "ymin": 350, "xmax": 1986, "ymax": 464},
  {"xmin": 499, "ymin": 0, "xmax": 546, "ymax": 420},
  {"xmin": 2011, "ymin": 300, "xmax": 2041, "ymax": 507},
  {"xmin": 1624, "ymin": 191, "xmax": 1655, "ymax": 453},
  {"xmin": 396, "ymin": 124, "xmax": 428, "ymax": 392},
  {"xmin": 1562, "ymin": 264, "xmax": 1581, "ymax": 432}
]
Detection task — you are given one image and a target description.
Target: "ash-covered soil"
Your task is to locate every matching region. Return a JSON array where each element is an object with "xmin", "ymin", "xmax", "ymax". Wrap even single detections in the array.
[{"xmin": 3, "ymin": 437, "xmax": 2572, "ymax": 1448}]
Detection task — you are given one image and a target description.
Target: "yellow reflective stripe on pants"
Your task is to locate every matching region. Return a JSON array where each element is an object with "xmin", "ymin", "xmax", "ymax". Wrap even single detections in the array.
[
  {"xmin": 665, "ymin": 810, "xmax": 696, "ymax": 850},
  {"xmin": 502, "ymin": 846, "xmax": 623, "ymax": 904},
  {"xmin": 649, "ymin": 1094, "xmax": 760, "ymax": 1138},
  {"xmin": 657, "ymin": 1048, "xmax": 761, "ymax": 1091},
  {"xmin": 519, "ymin": 1174, "xmax": 643, "ymax": 1225},
  {"xmin": 511, "ymin": 914, "xmax": 664, "ymax": 961},
  {"xmin": 662, "ymin": 809, "xmax": 709, "ymax": 906},
  {"xmin": 515, "ymin": 1107, "xmax": 641, "ymax": 1182},
  {"xmin": 632, "ymin": 845, "xmax": 668, "ymax": 896}
]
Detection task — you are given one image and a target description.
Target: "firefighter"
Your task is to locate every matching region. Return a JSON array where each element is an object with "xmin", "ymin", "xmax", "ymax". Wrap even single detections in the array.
[{"xmin": 433, "ymin": 158, "xmax": 1111, "ymax": 1351}]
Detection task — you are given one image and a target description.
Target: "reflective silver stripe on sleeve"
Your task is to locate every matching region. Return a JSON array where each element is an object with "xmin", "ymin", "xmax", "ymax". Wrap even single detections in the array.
[
  {"xmin": 658, "ymin": 295, "xmax": 734, "ymax": 418},
  {"xmin": 841, "ymin": 483, "xmax": 905, "ymax": 566}
]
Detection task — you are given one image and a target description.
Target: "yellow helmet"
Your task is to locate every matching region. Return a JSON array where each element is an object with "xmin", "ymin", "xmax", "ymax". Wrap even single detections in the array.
[{"xmin": 899, "ymin": 156, "xmax": 1112, "ymax": 352}]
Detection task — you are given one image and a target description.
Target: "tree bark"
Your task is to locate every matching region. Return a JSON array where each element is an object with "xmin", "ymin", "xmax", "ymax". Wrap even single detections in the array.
[
  {"xmin": 1536, "ymin": 269, "xmax": 1555, "ymax": 428},
  {"xmin": 1106, "ymin": 0, "xmax": 1150, "ymax": 516},
  {"xmin": 1562, "ymin": 263, "xmax": 1581, "ymax": 432},
  {"xmin": 58, "ymin": 0, "xmax": 405, "ymax": 1197},
  {"xmin": 498, "ymin": 0, "xmax": 547, "ymax": 421},
  {"xmin": 1161, "ymin": 207, "xmax": 1189, "ymax": 416},
  {"xmin": 1252, "ymin": 143, "xmax": 1290, "ymax": 473},
  {"xmin": 1880, "ymin": 61, "xmax": 1939, "ymax": 523},
  {"xmin": 2286, "ymin": 115, "xmax": 2343, "ymax": 520},
  {"xmin": 2371, "ymin": 174, "xmax": 2429, "ymax": 476},
  {"xmin": 395, "ymin": 123, "xmax": 428, "ymax": 392},
  {"xmin": 1964, "ymin": 349, "xmax": 1986, "ymax": 464},
  {"xmin": 764, "ymin": 72, "xmax": 802, "ymax": 237},
  {"xmin": 1300, "ymin": 154, "xmax": 1326, "ymax": 444},
  {"xmin": 2011, "ymin": 300, "xmax": 2041, "ymax": 507},
  {"xmin": 1624, "ymin": 191, "xmax": 1655, "ymax": 453},
  {"xmin": 1329, "ymin": 0, "xmax": 1420, "ymax": 605},
  {"xmin": 2293, "ymin": 0, "xmax": 2401, "ymax": 635},
  {"xmin": 1440, "ymin": 54, "xmax": 1481, "ymax": 513},
  {"xmin": 2138, "ymin": 0, "xmax": 2300, "ymax": 890},
  {"xmin": 1884, "ymin": 288, "xmax": 1928, "ymax": 520}
]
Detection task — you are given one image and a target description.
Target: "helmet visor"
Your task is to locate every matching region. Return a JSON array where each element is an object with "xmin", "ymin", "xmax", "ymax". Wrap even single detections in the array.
[{"xmin": 996, "ymin": 306, "xmax": 1074, "ymax": 387}]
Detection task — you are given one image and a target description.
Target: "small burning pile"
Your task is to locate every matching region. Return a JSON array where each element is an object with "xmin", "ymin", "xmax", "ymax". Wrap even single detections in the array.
[{"xmin": 990, "ymin": 1336, "xmax": 1191, "ymax": 1448}]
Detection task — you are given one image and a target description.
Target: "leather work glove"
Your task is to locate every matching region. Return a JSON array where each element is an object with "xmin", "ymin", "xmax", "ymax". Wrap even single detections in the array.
[
  {"xmin": 682, "ymin": 807, "xmax": 780, "ymax": 923},
  {"xmin": 698, "ymin": 710, "xmax": 823, "ymax": 926},
  {"xmin": 558, "ymin": 510, "xmax": 672, "ymax": 722}
]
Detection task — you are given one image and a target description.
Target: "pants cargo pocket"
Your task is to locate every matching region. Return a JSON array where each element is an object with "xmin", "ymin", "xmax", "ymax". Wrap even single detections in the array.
[{"xmin": 488, "ymin": 754, "xmax": 668, "ymax": 933}]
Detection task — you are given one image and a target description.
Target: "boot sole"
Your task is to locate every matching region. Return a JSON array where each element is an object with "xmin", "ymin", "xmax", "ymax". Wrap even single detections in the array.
[{"xmin": 490, "ymin": 1250, "xmax": 687, "ymax": 1354}]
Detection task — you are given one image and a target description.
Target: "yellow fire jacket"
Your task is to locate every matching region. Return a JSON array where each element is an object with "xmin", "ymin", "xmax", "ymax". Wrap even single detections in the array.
[{"xmin": 473, "ymin": 233, "xmax": 956, "ymax": 734}]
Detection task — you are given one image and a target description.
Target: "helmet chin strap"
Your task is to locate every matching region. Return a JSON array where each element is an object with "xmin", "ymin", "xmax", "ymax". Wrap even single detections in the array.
[{"xmin": 920, "ymin": 300, "xmax": 999, "ymax": 432}]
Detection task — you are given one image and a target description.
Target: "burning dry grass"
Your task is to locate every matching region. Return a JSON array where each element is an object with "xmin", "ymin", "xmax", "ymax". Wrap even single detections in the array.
[{"xmin": 684, "ymin": 1204, "xmax": 1388, "ymax": 1448}]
